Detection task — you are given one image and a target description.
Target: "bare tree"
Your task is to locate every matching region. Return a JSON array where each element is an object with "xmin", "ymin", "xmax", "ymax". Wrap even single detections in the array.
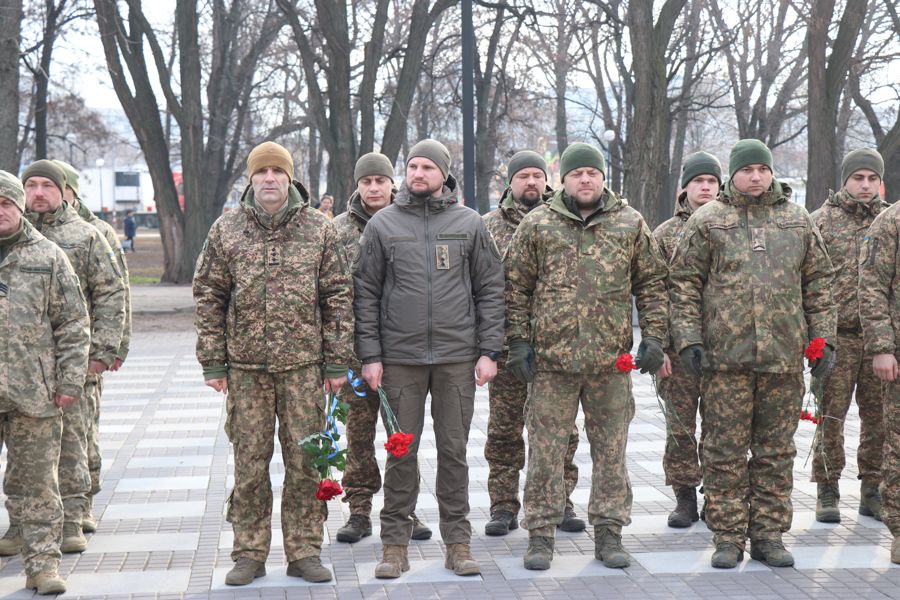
[{"xmin": 0, "ymin": 0, "xmax": 21, "ymax": 171}]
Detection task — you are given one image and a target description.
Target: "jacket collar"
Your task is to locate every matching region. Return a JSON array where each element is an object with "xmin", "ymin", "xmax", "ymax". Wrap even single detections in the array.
[
  {"xmin": 394, "ymin": 173, "xmax": 460, "ymax": 212},
  {"xmin": 826, "ymin": 188, "xmax": 885, "ymax": 218}
]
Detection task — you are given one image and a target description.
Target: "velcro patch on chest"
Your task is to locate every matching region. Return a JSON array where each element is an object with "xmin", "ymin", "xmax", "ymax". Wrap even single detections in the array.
[
  {"xmin": 751, "ymin": 228, "xmax": 766, "ymax": 252},
  {"xmin": 435, "ymin": 244, "xmax": 450, "ymax": 270},
  {"xmin": 266, "ymin": 242, "xmax": 281, "ymax": 266},
  {"xmin": 0, "ymin": 281, "xmax": 7, "ymax": 296}
]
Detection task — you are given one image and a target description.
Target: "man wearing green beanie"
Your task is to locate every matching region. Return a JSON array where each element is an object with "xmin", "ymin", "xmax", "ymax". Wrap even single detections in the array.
[
  {"xmin": 51, "ymin": 159, "xmax": 133, "ymax": 535},
  {"xmin": 0, "ymin": 168, "xmax": 90, "ymax": 594},
  {"xmin": 504, "ymin": 142, "xmax": 668, "ymax": 571},
  {"xmin": 669, "ymin": 139, "xmax": 836, "ymax": 569},
  {"xmin": 653, "ymin": 150, "xmax": 722, "ymax": 530},
  {"xmin": 482, "ymin": 150, "xmax": 584, "ymax": 538},
  {"xmin": 333, "ymin": 153, "xmax": 433, "ymax": 545},
  {"xmin": 809, "ymin": 148, "xmax": 886, "ymax": 525},
  {"xmin": 354, "ymin": 138, "xmax": 504, "ymax": 579}
]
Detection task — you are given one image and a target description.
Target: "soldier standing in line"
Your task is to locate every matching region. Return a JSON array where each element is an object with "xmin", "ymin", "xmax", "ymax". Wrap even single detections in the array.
[
  {"xmin": 354, "ymin": 139, "xmax": 505, "ymax": 579},
  {"xmin": 52, "ymin": 159, "xmax": 132, "ymax": 534},
  {"xmin": 333, "ymin": 152, "xmax": 432, "ymax": 543},
  {"xmin": 669, "ymin": 139, "xmax": 836, "ymax": 568},
  {"xmin": 0, "ymin": 160, "xmax": 125, "ymax": 559},
  {"xmin": 194, "ymin": 141, "xmax": 353, "ymax": 585},
  {"xmin": 810, "ymin": 149, "xmax": 887, "ymax": 523},
  {"xmin": 482, "ymin": 150, "xmax": 584, "ymax": 537},
  {"xmin": 0, "ymin": 170, "xmax": 90, "ymax": 594},
  {"xmin": 652, "ymin": 151, "xmax": 722, "ymax": 527},
  {"xmin": 504, "ymin": 142, "xmax": 668, "ymax": 571}
]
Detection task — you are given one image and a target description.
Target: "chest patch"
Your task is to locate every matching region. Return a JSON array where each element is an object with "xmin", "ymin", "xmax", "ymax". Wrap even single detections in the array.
[
  {"xmin": 0, "ymin": 281, "xmax": 7, "ymax": 296},
  {"xmin": 751, "ymin": 228, "xmax": 766, "ymax": 252},
  {"xmin": 435, "ymin": 244, "xmax": 450, "ymax": 270},
  {"xmin": 266, "ymin": 242, "xmax": 281, "ymax": 267}
]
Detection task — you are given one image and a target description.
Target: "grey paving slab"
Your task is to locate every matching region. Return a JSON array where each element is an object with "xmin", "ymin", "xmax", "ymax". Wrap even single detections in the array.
[
  {"xmin": 84, "ymin": 532, "xmax": 200, "ymax": 553},
  {"xmin": 355, "ymin": 559, "xmax": 482, "ymax": 585},
  {"xmin": 115, "ymin": 475, "xmax": 210, "ymax": 492},
  {"xmin": 633, "ymin": 550, "xmax": 771, "ymax": 574},
  {"xmin": 101, "ymin": 500, "xmax": 207, "ymax": 520},
  {"xmin": 493, "ymin": 556, "xmax": 628, "ymax": 580},
  {"xmin": 127, "ymin": 455, "xmax": 214, "ymax": 468},
  {"xmin": 64, "ymin": 569, "xmax": 192, "ymax": 595}
]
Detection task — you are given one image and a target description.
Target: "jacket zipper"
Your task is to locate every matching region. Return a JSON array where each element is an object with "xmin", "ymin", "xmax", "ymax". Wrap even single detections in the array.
[{"xmin": 426, "ymin": 202, "xmax": 433, "ymax": 363}]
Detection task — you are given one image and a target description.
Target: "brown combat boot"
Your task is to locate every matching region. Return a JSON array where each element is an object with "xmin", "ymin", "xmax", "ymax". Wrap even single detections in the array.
[
  {"xmin": 286, "ymin": 556, "xmax": 332, "ymax": 582},
  {"xmin": 815, "ymin": 482, "xmax": 841, "ymax": 523},
  {"xmin": 0, "ymin": 525, "xmax": 22, "ymax": 556},
  {"xmin": 60, "ymin": 521, "xmax": 87, "ymax": 553},
  {"xmin": 859, "ymin": 481, "xmax": 883, "ymax": 521},
  {"xmin": 374, "ymin": 544, "xmax": 409, "ymax": 579},
  {"xmin": 225, "ymin": 557, "xmax": 266, "ymax": 585},
  {"xmin": 444, "ymin": 543, "xmax": 480, "ymax": 576},
  {"xmin": 668, "ymin": 486, "xmax": 699, "ymax": 528},
  {"xmin": 82, "ymin": 512, "xmax": 98, "ymax": 534},
  {"xmin": 25, "ymin": 572, "xmax": 67, "ymax": 595}
]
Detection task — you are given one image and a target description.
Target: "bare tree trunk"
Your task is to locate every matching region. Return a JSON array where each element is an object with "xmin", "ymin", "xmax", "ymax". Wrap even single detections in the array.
[
  {"xmin": 806, "ymin": 0, "xmax": 867, "ymax": 210},
  {"xmin": 553, "ymin": 1, "xmax": 569, "ymax": 153},
  {"xmin": 0, "ymin": 0, "xmax": 21, "ymax": 171},
  {"xmin": 34, "ymin": 0, "xmax": 66, "ymax": 160},
  {"xmin": 308, "ymin": 126, "xmax": 320, "ymax": 199},
  {"xmin": 358, "ymin": 0, "xmax": 390, "ymax": 154},
  {"xmin": 667, "ymin": 0, "xmax": 702, "ymax": 211}
]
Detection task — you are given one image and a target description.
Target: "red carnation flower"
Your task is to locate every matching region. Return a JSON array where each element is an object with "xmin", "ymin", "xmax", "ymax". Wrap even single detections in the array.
[
  {"xmin": 805, "ymin": 337, "xmax": 826, "ymax": 361},
  {"xmin": 616, "ymin": 353, "xmax": 637, "ymax": 372},
  {"xmin": 800, "ymin": 410, "xmax": 820, "ymax": 425},
  {"xmin": 315, "ymin": 479, "xmax": 342, "ymax": 501},
  {"xmin": 384, "ymin": 432, "xmax": 415, "ymax": 458}
]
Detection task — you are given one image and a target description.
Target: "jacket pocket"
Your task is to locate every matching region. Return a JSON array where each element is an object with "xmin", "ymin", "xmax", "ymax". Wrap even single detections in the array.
[{"xmin": 37, "ymin": 355, "xmax": 54, "ymax": 401}]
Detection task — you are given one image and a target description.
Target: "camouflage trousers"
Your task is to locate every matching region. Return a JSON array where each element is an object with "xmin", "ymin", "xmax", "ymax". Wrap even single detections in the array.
[
  {"xmin": 812, "ymin": 331, "xmax": 883, "ymax": 484},
  {"xmin": 0, "ymin": 411, "xmax": 63, "ymax": 577},
  {"xmin": 485, "ymin": 362, "xmax": 579, "ymax": 515},
  {"xmin": 59, "ymin": 387, "xmax": 91, "ymax": 525},
  {"xmin": 882, "ymin": 377, "xmax": 900, "ymax": 536},
  {"xmin": 702, "ymin": 371, "xmax": 803, "ymax": 547},
  {"xmin": 225, "ymin": 366, "xmax": 326, "ymax": 563},
  {"xmin": 522, "ymin": 371, "xmax": 634, "ymax": 536},
  {"xmin": 658, "ymin": 350, "xmax": 703, "ymax": 488},
  {"xmin": 86, "ymin": 373, "xmax": 103, "ymax": 500}
]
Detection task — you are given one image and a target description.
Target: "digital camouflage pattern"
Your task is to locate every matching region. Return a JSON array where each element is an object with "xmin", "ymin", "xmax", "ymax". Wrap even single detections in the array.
[
  {"xmin": 193, "ymin": 181, "xmax": 354, "ymax": 375},
  {"xmin": 521, "ymin": 370, "xmax": 634, "ymax": 534},
  {"xmin": 858, "ymin": 201, "xmax": 900, "ymax": 536},
  {"xmin": 85, "ymin": 374, "xmax": 102, "ymax": 497},
  {"xmin": 504, "ymin": 188, "xmax": 669, "ymax": 373},
  {"xmin": 669, "ymin": 181, "xmax": 837, "ymax": 372},
  {"xmin": 809, "ymin": 189, "xmax": 886, "ymax": 485},
  {"xmin": 225, "ymin": 366, "xmax": 326, "ymax": 562},
  {"xmin": 483, "ymin": 186, "xmax": 579, "ymax": 515},
  {"xmin": 701, "ymin": 371, "xmax": 803, "ymax": 546},
  {"xmin": 653, "ymin": 192, "xmax": 702, "ymax": 488}
]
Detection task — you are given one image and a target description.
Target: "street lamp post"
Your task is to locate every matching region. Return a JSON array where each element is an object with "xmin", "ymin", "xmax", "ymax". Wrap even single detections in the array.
[
  {"xmin": 602, "ymin": 129, "xmax": 616, "ymax": 189},
  {"xmin": 95, "ymin": 158, "xmax": 105, "ymax": 215}
]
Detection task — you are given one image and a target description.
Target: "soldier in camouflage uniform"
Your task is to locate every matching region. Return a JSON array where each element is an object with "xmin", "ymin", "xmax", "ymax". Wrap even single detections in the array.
[
  {"xmin": 333, "ymin": 152, "xmax": 431, "ymax": 543},
  {"xmin": 669, "ymin": 139, "xmax": 836, "ymax": 569},
  {"xmin": 0, "ymin": 161, "xmax": 126, "ymax": 558},
  {"xmin": 53, "ymin": 160, "xmax": 132, "ymax": 533},
  {"xmin": 483, "ymin": 150, "xmax": 583, "ymax": 537},
  {"xmin": 653, "ymin": 151, "xmax": 722, "ymax": 528},
  {"xmin": 504, "ymin": 143, "xmax": 669, "ymax": 571},
  {"xmin": 810, "ymin": 149, "xmax": 887, "ymax": 524},
  {"xmin": 193, "ymin": 141, "xmax": 353, "ymax": 585},
  {"xmin": 0, "ymin": 170, "xmax": 90, "ymax": 595}
]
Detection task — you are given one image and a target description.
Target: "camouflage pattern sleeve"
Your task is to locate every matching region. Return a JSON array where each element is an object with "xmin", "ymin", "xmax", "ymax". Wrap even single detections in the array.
[
  {"xmin": 193, "ymin": 222, "xmax": 232, "ymax": 375},
  {"xmin": 92, "ymin": 219, "xmax": 133, "ymax": 361},
  {"xmin": 470, "ymin": 218, "xmax": 505, "ymax": 352},
  {"xmin": 318, "ymin": 221, "xmax": 354, "ymax": 367},
  {"xmin": 49, "ymin": 248, "xmax": 90, "ymax": 399},
  {"xmin": 503, "ymin": 219, "xmax": 538, "ymax": 343},
  {"xmin": 631, "ymin": 219, "xmax": 669, "ymax": 342},
  {"xmin": 352, "ymin": 223, "xmax": 387, "ymax": 362},
  {"xmin": 800, "ymin": 214, "xmax": 837, "ymax": 343},
  {"xmin": 85, "ymin": 229, "xmax": 127, "ymax": 366},
  {"xmin": 860, "ymin": 209, "xmax": 898, "ymax": 355},
  {"xmin": 668, "ymin": 217, "xmax": 710, "ymax": 353}
]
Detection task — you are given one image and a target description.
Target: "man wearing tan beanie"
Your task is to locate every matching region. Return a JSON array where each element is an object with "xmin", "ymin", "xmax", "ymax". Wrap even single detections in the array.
[{"xmin": 193, "ymin": 141, "xmax": 353, "ymax": 585}]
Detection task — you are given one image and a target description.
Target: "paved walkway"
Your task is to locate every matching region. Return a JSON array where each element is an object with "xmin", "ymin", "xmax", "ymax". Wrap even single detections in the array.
[{"xmin": 1, "ymin": 325, "xmax": 898, "ymax": 599}]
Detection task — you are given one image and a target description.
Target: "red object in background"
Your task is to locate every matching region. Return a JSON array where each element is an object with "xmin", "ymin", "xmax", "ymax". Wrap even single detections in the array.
[{"xmin": 173, "ymin": 171, "xmax": 185, "ymax": 210}]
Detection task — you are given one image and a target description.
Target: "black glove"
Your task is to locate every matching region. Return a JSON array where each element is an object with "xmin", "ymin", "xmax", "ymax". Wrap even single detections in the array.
[
  {"xmin": 678, "ymin": 344, "xmax": 705, "ymax": 378},
  {"xmin": 809, "ymin": 344, "xmax": 835, "ymax": 378},
  {"xmin": 506, "ymin": 339, "xmax": 536, "ymax": 383},
  {"xmin": 635, "ymin": 337, "xmax": 664, "ymax": 374}
]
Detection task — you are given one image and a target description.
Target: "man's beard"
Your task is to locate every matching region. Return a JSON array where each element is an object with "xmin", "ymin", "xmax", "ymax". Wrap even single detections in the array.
[
  {"xmin": 410, "ymin": 187, "xmax": 435, "ymax": 199},
  {"xmin": 515, "ymin": 190, "xmax": 542, "ymax": 208}
]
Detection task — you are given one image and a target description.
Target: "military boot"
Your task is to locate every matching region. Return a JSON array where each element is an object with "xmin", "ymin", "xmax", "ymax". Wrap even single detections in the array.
[
  {"xmin": 82, "ymin": 512, "xmax": 98, "ymax": 534},
  {"xmin": 558, "ymin": 506, "xmax": 586, "ymax": 532},
  {"xmin": 523, "ymin": 535, "xmax": 554, "ymax": 570},
  {"xmin": 286, "ymin": 556, "xmax": 332, "ymax": 582},
  {"xmin": 594, "ymin": 526, "xmax": 630, "ymax": 568},
  {"xmin": 374, "ymin": 544, "xmax": 409, "ymax": 579},
  {"xmin": 668, "ymin": 486, "xmax": 699, "ymax": 528},
  {"xmin": 892, "ymin": 536, "xmax": 900, "ymax": 565},
  {"xmin": 0, "ymin": 525, "xmax": 22, "ymax": 556},
  {"xmin": 224, "ymin": 557, "xmax": 266, "ymax": 585},
  {"xmin": 410, "ymin": 512, "xmax": 432, "ymax": 540},
  {"xmin": 711, "ymin": 541, "xmax": 743, "ymax": 568},
  {"xmin": 25, "ymin": 572, "xmax": 67, "ymax": 595},
  {"xmin": 336, "ymin": 514, "xmax": 372, "ymax": 543},
  {"xmin": 859, "ymin": 481, "xmax": 883, "ymax": 521},
  {"xmin": 60, "ymin": 521, "xmax": 87, "ymax": 553},
  {"xmin": 485, "ymin": 510, "xmax": 518, "ymax": 536},
  {"xmin": 444, "ymin": 543, "xmax": 480, "ymax": 575},
  {"xmin": 750, "ymin": 539, "xmax": 794, "ymax": 567},
  {"xmin": 815, "ymin": 482, "xmax": 841, "ymax": 523}
]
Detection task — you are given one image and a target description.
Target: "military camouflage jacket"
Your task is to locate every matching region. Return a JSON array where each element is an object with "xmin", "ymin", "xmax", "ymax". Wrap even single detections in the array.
[
  {"xmin": 810, "ymin": 189, "xmax": 886, "ymax": 334},
  {"xmin": 193, "ymin": 181, "xmax": 354, "ymax": 375},
  {"xmin": 28, "ymin": 203, "xmax": 126, "ymax": 368},
  {"xmin": 859, "ymin": 201, "xmax": 900, "ymax": 356},
  {"xmin": 669, "ymin": 181, "xmax": 837, "ymax": 373},
  {"xmin": 0, "ymin": 220, "xmax": 90, "ymax": 416},
  {"xmin": 483, "ymin": 186, "xmax": 553, "ymax": 255},
  {"xmin": 653, "ymin": 192, "xmax": 693, "ymax": 350},
  {"xmin": 504, "ymin": 188, "xmax": 669, "ymax": 373},
  {"xmin": 76, "ymin": 202, "xmax": 132, "ymax": 360}
]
